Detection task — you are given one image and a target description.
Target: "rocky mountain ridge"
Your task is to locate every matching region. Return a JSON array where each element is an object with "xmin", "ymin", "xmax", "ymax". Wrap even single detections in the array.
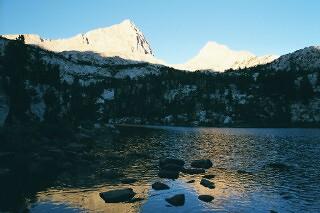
[
  {"xmin": 2, "ymin": 20, "xmax": 280, "ymax": 72},
  {"xmin": 2, "ymin": 20, "xmax": 163, "ymax": 65}
]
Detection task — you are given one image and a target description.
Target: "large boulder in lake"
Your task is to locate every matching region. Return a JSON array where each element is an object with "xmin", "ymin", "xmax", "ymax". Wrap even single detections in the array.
[
  {"xmin": 158, "ymin": 169, "xmax": 179, "ymax": 179},
  {"xmin": 99, "ymin": 188, "xmax": 136, "ymax": 203},
  {"xmin": 200, "ymin": 178, "xmax": 215, "ymax": 189},
  {"xmin": 159, "ymin": 158, "xmax": 185, "ymax": 168},
  {"xmin": 158, "ymin": 158, "xmax": 184, "ymax": 179},
  {"xmin": 160, "ymin": 163, "xmax": 184, "ymax": 172},
  {"xmin": 152, "ymin": 182, "xmax": 170, "ymax": 190},
  {"xmin": 165, "ymin": 194, "xmax": 185, "ymax": 206},
  {"xmin": 191, "ymin": 159, "xmax": 213, "ymax": 169}
]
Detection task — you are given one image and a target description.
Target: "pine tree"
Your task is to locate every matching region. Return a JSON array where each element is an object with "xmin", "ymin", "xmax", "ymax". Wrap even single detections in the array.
[{"xmin": 3, "ymin": 35, "xmax": 31, "ymax": 123}]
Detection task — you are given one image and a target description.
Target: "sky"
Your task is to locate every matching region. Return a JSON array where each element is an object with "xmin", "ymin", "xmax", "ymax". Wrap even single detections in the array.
[{"xmin": 1, "ymin": 0, "xmax": 320, "ymax": 64}]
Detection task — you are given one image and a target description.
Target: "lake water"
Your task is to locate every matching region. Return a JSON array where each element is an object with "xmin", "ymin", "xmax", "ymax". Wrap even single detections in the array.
[{"xmin": 2, "ymin": 126, "xmax": 320, "ymax": 212}]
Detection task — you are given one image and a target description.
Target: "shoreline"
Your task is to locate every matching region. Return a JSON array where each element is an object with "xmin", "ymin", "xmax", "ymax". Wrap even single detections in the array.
[{"xmin": 115, "ymin": 123, "xmax": 320, "ymax": 129}]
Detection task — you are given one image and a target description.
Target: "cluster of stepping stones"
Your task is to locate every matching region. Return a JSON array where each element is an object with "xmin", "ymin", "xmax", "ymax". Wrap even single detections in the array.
[{"xmin": 99, "ymin": 158, "xmax": 215, "ymax": 207}]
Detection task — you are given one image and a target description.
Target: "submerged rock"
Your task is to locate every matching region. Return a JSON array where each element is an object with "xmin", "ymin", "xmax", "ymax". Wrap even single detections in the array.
[
  {"xmin": 121, "ymin": 178, "xmax": 137, "ymax": 184},
  {"xmin": 198, "ymin": 195, "xmax": 214, "ymax": 202},
  {"xmin": 160, "ymin": 163, "xmax": 184, "ymax": 172},
  {"xmin": 152, "ymin": 182, "xmax": 170, "ymax": 190},
  {"xmin": 200, "ymin": 178, "xmax": 215, "ymax": 189},
  {"xmin": 165, "ymin": 194, "xmax": 185, "ymax": 206},
  {"xmin": 159, "ymin": 158, "xmax": 185, "ymax": 168},
  {"xmin": 191, "ymin": 159, "xmax": 213, "ymax": 169},
  {"xmin": 158, "ymin": 158, "xmax": 184, "ymax": 179},
  {"xmin": 158, "ymin": 169, "xmax": 179, "ymax": 179},
  {"xmin": 99, "ymin": 188, "xmax": 136, "ymax": 203},
  {"xmin": 203, "ymin": 174, "xmax": 215, "ymax": 179},
  {"xmin": 182, "ymin": 167, "xmax": 206, "ymax": 175},
  {"xmin": 266, "ymin": 163, "xmax": 291, "ymax": 171}
]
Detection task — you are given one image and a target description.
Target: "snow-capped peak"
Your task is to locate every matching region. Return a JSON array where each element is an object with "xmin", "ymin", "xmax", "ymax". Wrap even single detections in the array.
[
  {"xmin": 200, "ymin": 41, "xmax": 253, "ymax": 56},
  {"xmin": 174, "ymin": 41, "xmax": 255, "ymax": 72},
  {"xmin": 119, "ymin": 19, "xmax": 137, "ymax": 29},
  {"xmin": 1, "ymin": 19, "xmax": 163, "ymax": 64},
  {"xmin": 174, "ymin": 41, "xmax": 278, "ymax": 72},
  {"xmin": 1, "ymin": 22, "xmax": 279, "ymax": 72}
]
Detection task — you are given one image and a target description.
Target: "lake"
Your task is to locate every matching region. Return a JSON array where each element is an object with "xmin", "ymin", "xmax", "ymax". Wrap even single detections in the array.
[{"xmin": 1, "ymin": 126, "xmax": 320, "ymax": 212}]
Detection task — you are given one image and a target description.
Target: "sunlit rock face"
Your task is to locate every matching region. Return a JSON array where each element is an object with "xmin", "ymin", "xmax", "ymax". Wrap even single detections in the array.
[
  {"xmin": 174, "ymin": 41, "xmax": 278, "ymax": 72},
  {"xmin": 232, "ymin": 54, "xmax": 279, "ymax": 70},
  {"xmin": 2, "ymin": 20, "xmax": 162, "ymax": 65}
]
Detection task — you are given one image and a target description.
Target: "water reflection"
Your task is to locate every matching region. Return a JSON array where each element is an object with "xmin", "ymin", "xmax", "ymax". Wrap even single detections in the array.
[
  {"xmin": 32, "ymin": 184, "xmax": 147, "ymax": 213},
  {"xmin": 1, "ymin": 126, "xmax": 320, "ymax": 212}
]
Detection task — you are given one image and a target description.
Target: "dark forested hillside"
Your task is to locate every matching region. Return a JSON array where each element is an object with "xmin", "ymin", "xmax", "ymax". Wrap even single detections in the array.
[
  {"xmin": 109, "ymin": 67, "xmax": 319, "ymax": 127},
  {"xmin": 0, "ymin": 37, "xmax": 319, "ymax": 129}
]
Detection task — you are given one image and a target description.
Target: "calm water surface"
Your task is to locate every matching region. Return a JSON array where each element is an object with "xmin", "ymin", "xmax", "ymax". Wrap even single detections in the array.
[{"xmin": 5, "ymin": 127, "xmax": 320, "ymax": 212}]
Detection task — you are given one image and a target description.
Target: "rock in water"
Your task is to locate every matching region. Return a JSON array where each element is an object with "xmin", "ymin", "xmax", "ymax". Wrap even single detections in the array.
[
  {"xmin": 198, "ymin": 195, "xmax": 214, "ymax": 202},
  {"xmin": 160, "ymin": 163, "xmax": 184, "ymax": 172},
  {"xmin": 158, "ymin": 170, "xmax": 179, "ymax": 179},
  {"xmin": 99, "ymin": 188, "xmax": 136, "ymax": 203},
  {"xmin": 200, "ymin": 178, "xmax": 215, "ymax": 189},
  {"xmin": 152, "ymin": 182, "xmax": 170, "ymax": 190},
  {"xmin": 165, "ymin": 194, "xmax": 185, "ymax": 206},
  {"xmin": 182, "ymin": 167, "xmax": 206, "ymax": 175},
  {"xmin": 191, "ymin": 159, "xmax": 213, "ymax": 169},
  {"xmin": 159, "ymin": 158, "xmax": 185, "ymax": 168}
]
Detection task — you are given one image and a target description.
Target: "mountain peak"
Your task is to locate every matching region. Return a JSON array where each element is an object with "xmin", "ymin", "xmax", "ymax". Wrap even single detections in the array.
[
  {"xmin": 174, "ymin": 41, "xmax": 278, "ymax": 72},
  {"xmin": 199, "ymin": 41, "xmax": 254, "ymax": 57},
  {"xmin": 1, "ymin": 20, "xmax": 160, "ymax": 63},
  {"xmin": 119, "ymin": 19, "xmax": 136, "ymax": 28},
  {"xmin": 202, "ymin": 41, "xmax": 230, "ymax": 51}
]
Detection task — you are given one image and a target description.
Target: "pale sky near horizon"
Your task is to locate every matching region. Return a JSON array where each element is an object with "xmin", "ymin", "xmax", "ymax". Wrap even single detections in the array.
[{"xmin": 1, "ymin": 0, "xmax": 320, "ymax": 63}]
